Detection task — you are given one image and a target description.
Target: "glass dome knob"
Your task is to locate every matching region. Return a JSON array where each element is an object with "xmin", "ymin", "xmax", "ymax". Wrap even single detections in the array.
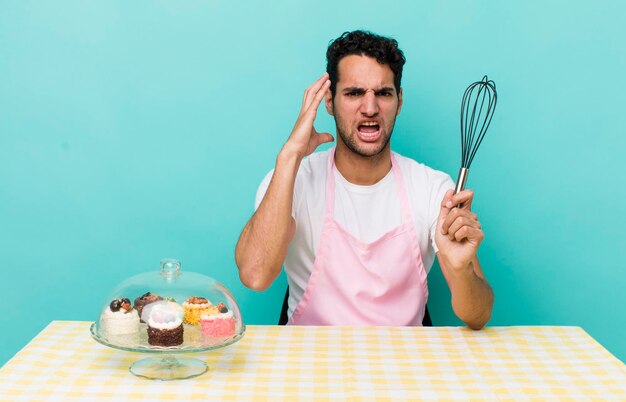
[{"xmin": 160, "ymin": 258, "xmax": 181, "ymax": 279}]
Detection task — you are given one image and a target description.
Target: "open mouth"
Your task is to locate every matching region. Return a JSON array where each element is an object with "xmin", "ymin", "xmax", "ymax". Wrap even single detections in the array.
[{"xmin": 357, "ymin": 121, "xmax": 381, "ymax": 141}]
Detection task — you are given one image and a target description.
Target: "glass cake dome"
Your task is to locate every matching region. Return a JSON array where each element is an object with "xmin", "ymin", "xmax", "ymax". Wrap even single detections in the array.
[{"xmin": 90, "ymin": 258, "xmax": 245, "ymax": 380}]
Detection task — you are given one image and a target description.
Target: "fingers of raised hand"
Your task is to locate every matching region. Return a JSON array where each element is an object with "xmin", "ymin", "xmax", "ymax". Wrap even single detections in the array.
[
  {"xmin": 297, "ymin": 85, "xmax": 330, "ymax": 132},
  {"xmin": 301, "ymin": 73, "xmax": 330, "ymax": 113},
  {"xmin": 298, "ymin": 81, "xmax": 330, "ymax": 131},
  {"xmin": 305, "ymin": 80, "xmax": 330, "ymax": 120}
]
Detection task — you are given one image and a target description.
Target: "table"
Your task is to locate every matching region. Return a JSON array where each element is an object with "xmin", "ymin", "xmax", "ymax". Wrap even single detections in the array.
[{"xmin": 0, "ymin": 321, "xmax": 624, "ymax": 401}]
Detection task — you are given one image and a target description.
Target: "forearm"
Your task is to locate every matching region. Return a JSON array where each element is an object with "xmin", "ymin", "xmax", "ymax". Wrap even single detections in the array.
[
  {"xmin": 236, "ymin": 73, "xmax": 331, "ymax": 290},
  {"xmin": 438, "ymin": 255, "xmax": 494, "ymax": 330},
  {"xmin": 235, "ymin": 148, "xmax": 302, "ymax": 291}
]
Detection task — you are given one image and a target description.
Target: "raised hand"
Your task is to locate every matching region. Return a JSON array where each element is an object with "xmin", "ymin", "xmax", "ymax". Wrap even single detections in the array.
[{"xmin": 282, "ymin": 73, "xmax": 334, "ymax": 159}]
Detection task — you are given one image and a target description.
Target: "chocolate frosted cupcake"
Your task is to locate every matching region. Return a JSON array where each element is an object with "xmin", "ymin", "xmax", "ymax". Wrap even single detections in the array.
[
  {"xmin": 134, "ymin": 292, "xmax": 163, "ymax": 323},
  {"xmin": 145, "ymin": 301, "xmax": 184, "ymax": 347}
]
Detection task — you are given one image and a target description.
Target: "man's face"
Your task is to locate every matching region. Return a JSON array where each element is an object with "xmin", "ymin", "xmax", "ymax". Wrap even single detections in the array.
[{"xmin": 326, "ymin": 54, "xmax": 403, "ymax": 158}]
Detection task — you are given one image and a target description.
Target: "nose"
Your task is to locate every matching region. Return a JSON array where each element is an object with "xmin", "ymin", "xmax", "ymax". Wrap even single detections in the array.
[{"xmin": 359, "ymin": 90, "xmax": 379, "ymax": 117}]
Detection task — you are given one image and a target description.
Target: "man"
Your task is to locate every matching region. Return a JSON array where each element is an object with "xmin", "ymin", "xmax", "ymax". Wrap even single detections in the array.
[{"xmin": 235, "ymin": 30, "xmax": 494, "ymax": 329}]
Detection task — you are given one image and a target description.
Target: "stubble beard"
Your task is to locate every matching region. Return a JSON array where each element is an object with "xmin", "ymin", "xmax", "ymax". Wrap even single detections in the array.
[{"xmin": 334, "ymin": 116, "xmax": 396, "ymax": 159}]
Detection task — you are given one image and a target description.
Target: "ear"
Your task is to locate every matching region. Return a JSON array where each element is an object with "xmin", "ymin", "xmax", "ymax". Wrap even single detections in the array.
[
  {"xmin": 325, "ymin": 87, "xmax": 334, "ymax": 116},
  {"xmin": 396, "ymin": 88, "xmax": 403, "ymax": 116}
]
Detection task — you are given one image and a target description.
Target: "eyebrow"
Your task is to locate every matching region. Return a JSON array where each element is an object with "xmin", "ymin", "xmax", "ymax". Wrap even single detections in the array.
[{"xmin": 342, "ymin": 86, "xmax": 396, "ymax": 94}]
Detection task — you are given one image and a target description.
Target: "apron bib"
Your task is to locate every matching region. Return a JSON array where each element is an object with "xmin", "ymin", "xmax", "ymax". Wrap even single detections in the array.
[{"xmin": 289, "ymin": 148, "xmax": 429, "ymax": 326}]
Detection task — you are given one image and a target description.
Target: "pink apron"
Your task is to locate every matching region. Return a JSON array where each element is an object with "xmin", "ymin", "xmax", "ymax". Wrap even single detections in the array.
[{"xmin": 288, "ymin": 148, "xmax": 429, "ymax": 326}]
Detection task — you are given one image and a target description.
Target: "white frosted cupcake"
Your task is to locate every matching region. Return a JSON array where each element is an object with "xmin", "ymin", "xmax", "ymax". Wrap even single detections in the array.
[{"xmin": 101, "ymin": 298, "xmax": 140, "ymax": 335}]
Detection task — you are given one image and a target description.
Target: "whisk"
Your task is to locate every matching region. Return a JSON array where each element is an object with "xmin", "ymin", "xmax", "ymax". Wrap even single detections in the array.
[{"xmin": 454, "ymin": 75, "xmax": 498, "ymax": 195}]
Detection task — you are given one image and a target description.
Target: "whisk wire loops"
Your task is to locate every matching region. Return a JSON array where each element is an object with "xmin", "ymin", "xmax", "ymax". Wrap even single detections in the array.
[{"xmin": 460, "ymin": 75, "xmax": 497, "ymax": 169}]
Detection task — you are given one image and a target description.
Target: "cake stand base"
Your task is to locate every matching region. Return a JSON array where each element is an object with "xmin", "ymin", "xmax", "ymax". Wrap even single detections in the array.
[{"xmin": 130, "ymin": 355, "xmax": 208, "ymax": 380}]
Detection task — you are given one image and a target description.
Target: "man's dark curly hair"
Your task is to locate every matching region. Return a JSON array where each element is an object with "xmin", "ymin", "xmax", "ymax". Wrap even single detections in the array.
[{"xmin": 326, "ymin": 30, "xmax": 406, "ymax": 98}]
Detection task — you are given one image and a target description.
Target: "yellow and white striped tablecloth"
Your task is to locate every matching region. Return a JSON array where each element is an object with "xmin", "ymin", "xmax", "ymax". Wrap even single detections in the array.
[{"xmin": 0, "ymin": 321, "xmax": 624, "ymax": 401}]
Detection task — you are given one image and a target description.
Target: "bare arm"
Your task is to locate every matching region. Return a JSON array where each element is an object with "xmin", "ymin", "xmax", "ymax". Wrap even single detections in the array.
[
  {"xmin": 235, "ymin": 74, "xmax": 333, "ymax": 291},
  {"xmin": 435, "ymin": 190, "xmax": 494, "ymax": 329}
]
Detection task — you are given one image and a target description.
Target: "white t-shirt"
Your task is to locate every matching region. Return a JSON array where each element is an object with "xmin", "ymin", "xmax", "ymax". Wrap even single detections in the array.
[{"xmin": 255, "ymin": 149, "xmax": 454, "ymax": 318}]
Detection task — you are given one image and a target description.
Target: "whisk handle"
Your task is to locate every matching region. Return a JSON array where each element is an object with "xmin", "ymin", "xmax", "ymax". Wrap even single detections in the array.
[{"xmin": 454, "ymin": 167, "xmax": 469, "ymax": 194}]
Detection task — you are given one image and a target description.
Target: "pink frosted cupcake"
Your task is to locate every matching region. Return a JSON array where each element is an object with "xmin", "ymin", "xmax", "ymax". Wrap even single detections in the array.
[{"xmin": 201, "ymin": 303, "xmax": 235, "ymax": 338}]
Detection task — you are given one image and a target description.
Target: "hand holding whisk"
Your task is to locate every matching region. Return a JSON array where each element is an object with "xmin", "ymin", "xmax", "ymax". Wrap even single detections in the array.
[{"xmin": 455, "ymin": 76, "xmax": 498, "ymax": 195}]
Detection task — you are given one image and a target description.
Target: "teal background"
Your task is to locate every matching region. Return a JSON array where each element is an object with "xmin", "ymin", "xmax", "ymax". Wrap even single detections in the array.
[{"xmin": 1, "ymin": 1, "xmax": 625, "ymax": 366}]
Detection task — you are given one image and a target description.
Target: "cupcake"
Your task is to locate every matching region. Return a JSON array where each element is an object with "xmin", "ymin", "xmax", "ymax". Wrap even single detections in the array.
[
  {"xmin": 201, "ymin": 303, "xmax": 236, "ymax": 338},
  {"xmin": 145, "ymin": 301, "xmax": 184, "ymax": 346},
  {"xmin": 133, "ymin": 292, "xmax": 163, "ymax": 323},
  {"xmin": 183, "ymin": 296, "xmax": 215, "ymax": 325},
  {"xmin": 101, "ymin": 298, "xmax": 139, "ymax": 336}
]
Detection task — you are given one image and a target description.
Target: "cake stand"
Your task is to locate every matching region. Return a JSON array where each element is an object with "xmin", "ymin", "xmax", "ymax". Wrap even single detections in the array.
[
  {"xmin": 91, "ymin": 258, "xmax": 246, "ymax": 380},
  {"xmin": 90, "ymin": 322, "xmax": 245, "ymax": 380}
]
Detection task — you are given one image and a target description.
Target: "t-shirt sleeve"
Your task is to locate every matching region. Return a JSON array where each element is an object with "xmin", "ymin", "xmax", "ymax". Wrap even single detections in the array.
[
  {"xmin": 429, "ymin": 173, "xmax": 455, "ymax": 254},
  {"xmin": 254, "ymin": 169, "xmax": 275, "ymax": 211}
]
